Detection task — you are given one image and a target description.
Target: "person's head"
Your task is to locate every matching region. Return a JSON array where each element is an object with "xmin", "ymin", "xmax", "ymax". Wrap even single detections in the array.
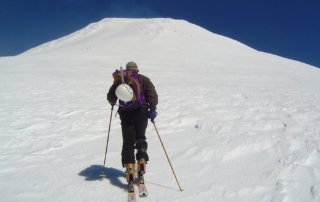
[{"xmin": 126, "ymin": 61, "xmax": 139, "ymax": 72}]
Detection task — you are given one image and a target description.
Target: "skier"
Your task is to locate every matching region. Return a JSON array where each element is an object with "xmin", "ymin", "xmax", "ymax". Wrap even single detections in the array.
[{"xmin": 107, "ymin": 61, "xmax": 158, "ymax": 184}]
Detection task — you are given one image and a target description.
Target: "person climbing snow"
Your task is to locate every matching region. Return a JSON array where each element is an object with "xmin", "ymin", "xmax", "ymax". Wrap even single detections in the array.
[{"xmin": 107, "ymin": 61, "xmax": 158, "ymax": 184}]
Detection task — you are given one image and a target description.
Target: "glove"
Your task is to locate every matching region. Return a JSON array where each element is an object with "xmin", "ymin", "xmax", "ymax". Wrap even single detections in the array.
[
  {"xmin": 148, "ymin": 111, "xmax": 158, "ymax": 122},
  {"xmin": 108, "ymin": 102, "xmax": 115, "ymax": 109}
]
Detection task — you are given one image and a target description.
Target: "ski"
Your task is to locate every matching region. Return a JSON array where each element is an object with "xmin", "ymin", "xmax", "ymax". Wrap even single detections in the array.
[
  {"xmin": 138, "ymin": 176, "xmax": 148, "ymax": 197},
  {"xmin": 128, "ymin": 182, "xmax": 136, "ymax": 202}
]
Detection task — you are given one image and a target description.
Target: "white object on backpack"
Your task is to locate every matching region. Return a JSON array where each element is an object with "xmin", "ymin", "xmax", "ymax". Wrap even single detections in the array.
[{"xmin": 115, "ymin": 83, "xmax": 133, "ymax": 102}]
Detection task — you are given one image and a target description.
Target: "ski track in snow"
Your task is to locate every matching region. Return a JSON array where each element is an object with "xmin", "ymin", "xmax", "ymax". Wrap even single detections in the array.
[{"xmin": 1, "ymin": 18, "xmax": 320, "ymax": 202}]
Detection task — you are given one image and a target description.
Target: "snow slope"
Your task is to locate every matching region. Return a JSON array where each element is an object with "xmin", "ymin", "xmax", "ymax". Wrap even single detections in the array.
[{"xmin": 1, "ymin": 18, "xmax": 320, "ymax": 202}]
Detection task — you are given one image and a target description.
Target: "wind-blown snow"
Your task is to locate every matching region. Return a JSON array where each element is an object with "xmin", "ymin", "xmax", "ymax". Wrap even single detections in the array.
[{"xmin": 1, "ymin": 18, "xmax": 320, "ymax": 202}]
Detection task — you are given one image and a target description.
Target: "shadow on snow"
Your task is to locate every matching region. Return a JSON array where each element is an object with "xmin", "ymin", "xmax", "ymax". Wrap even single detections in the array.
[{"xmin": 79, "ymin": 165, "xmax": 127, "ymax": 191}]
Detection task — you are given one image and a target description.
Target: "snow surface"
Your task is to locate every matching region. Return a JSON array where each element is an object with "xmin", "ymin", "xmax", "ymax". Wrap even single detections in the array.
[{"xmin": 1, "ymin": 18, "xmax": 320, "ymax": 202}]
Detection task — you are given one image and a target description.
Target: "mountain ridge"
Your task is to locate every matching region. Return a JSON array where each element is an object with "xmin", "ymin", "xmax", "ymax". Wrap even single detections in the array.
[{"xmin": 22, "ymin": 18, "xmax": 254, "ymax": 55}]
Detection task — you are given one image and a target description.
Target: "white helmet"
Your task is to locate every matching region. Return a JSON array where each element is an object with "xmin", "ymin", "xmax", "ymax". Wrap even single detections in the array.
[{"xmin": 115, "ymin": 83, "xmax": 133, "ymax": 102}]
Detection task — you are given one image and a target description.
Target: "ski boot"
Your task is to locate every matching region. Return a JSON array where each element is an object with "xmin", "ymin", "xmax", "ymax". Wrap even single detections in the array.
[
  {"xmin": 125, "ymin": 163, "xmax": 136, "ymax": 195},
  {"xmin": 136, "ymin": 159, "xmax": 148, "ymax": 197},
  {"xmin": 125, "ymin": 163, "xmax": 136, "ymax": 183},
  {"xmin": 136, "ymin": 158, "xmax": 147, "ymax": 179}
]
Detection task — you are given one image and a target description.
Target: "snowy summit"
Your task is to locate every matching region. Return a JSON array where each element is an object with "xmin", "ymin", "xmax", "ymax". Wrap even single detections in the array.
[{"xmin": 1, "ymin": 18, "xmax": 320, "ymax": 202}]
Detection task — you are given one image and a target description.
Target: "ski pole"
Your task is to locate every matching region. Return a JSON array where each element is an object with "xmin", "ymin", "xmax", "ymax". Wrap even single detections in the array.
[
  {"xmin": 152, "ymin": 121, "xmax": 183, "ymax": 192},
  {"xmin": 101, "ymin": 105, "xmax": 114, "ymax": 175}
]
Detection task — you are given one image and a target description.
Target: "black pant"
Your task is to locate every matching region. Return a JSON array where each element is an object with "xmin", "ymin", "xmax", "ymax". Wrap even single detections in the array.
[{"xmin": 119, "ymin": 107, "xmax": 149, "ymax": 166}]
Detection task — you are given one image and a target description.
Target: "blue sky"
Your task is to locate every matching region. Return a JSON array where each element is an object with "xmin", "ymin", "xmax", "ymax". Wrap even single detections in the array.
[{"xmin": 1, "ymin": 0, "xmax": 319, "ymax": 68}]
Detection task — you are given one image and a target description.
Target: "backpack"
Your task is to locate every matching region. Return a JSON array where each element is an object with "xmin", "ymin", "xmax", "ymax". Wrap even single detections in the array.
[{"xmin": 112, "ymin": 69, "xmax": 146, "ymax": 108}]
